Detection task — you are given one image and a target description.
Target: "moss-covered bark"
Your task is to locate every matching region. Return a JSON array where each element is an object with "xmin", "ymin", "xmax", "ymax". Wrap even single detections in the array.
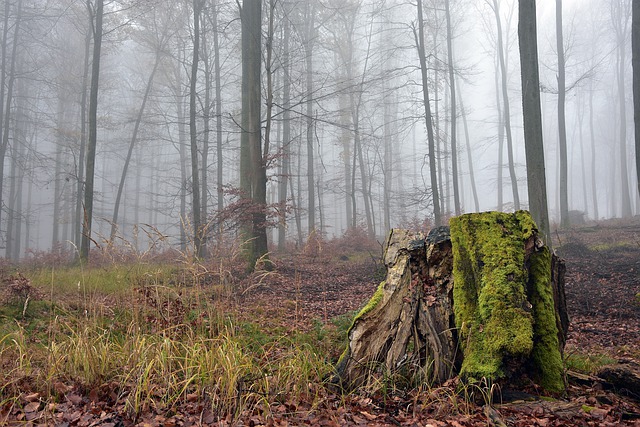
[
  {"xmin": 335, "ymin": 211, "xmax": 566, "ymax": 394},
  {"xmin": 450, "ymin": 211, "xmax": 564, "ymax": 392}
]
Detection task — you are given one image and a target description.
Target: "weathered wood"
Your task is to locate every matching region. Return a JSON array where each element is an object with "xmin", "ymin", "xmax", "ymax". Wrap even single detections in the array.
[
  {"xmin": 597, "ymin": 361, "xmax": 640, "ymax": 400},
  {"xmin": 333, "ymin": 228, "xmax": 457, "ymax": 388},
  {"xmin": 334, "ymin": 211, "xmax": 568, "ymax": 393}
]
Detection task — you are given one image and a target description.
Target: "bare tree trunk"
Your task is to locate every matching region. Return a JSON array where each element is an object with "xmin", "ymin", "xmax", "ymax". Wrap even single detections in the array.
[
  {"xmin": 634, "ymin": 0, "xmax": 640, "ymax": 200},
  {"xmin": 492, "ymin": 0, "xmax": 520, "ymax": 210},
  {"xmin": 456, "ymin": 79, "xmax": 479, "ymax": 212},
  {"xmin": 210, "ymin": 3, "xmax": 224, "ymax": 239},
  {"xmin": 612, "ymin": 0, "xmax": 632, "ymax": 217},
  {"xmin": 189, "ymin": 0, "xmax": 204, "ymax": 258},
  {"xmin": 0, "ymin": 0, "xmax": 21, "ymax": 253},
  {"xmin": 556, "ymin": 0, "xmax": 569, "ymax": 228},
  {"xmin": 518, "ymin": 0, "xmax": 551, "ymax": 244},
  {"xmin": 75, "ymin": 30, "xmax": 90, "ymax": 251},
  {"xmin": 240, "ymin": 0, "xmax": 268, "ymax": 270},
  {"xmin": 80, "ymin": 0, "xmax": 102, "ymax": 262},
  {"xmin": 589, "ymin": 85, "xmax": 599, "ymax": 219},
  {"xmin": 445, "ymin": 0, "xmax": 460, "ymax": 216},
  {"xmin": 305, "ymin": 1, "xmax": 316, "ymax": 236},
  {"xmin": 200, "ymin": 12, "xmax": 211, "ymax": 249},
  {"xmin": 53, "ymin": 99, "xmax": 64, "ymax": 249},
  {"xmin": 495, "ymin": 52, "xmax": 504, "ymax": 211},
  {"xmin": 414, "ymin": 0, "xmax": 441, "ymax": 226},
  {"xmin": 278, "ymin": 6, "xmax": 291, "ymax": 251},
  {"xmin": 110, "ymin": 48, "xmax": 162, "ymax": 242}
]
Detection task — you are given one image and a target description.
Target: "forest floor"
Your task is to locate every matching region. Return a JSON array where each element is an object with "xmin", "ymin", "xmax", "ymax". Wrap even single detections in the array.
[{"xmin": 1, "ymin": 218, "xmax": 640, "ymax": 426}]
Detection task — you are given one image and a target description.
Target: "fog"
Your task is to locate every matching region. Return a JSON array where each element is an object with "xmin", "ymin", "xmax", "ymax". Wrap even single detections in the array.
[{"xmin": 0, "ymin": 0, "xmax": 636, "ymax": 260}]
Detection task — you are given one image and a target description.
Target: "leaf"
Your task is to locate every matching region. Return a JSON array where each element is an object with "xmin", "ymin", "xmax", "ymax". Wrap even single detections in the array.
[
  {"xmin": 359, "ymin": 411, "xmax": 377, "ymax": 421},
  {"xmin": 24, "ymin": 401, "xmax": 41, "ymax": 413}
]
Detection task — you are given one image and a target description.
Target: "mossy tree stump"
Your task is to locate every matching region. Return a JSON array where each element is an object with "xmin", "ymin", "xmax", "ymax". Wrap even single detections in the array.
[{"xmin": 334, "ymin": 211, "xmax": 568, "ymax": 393}]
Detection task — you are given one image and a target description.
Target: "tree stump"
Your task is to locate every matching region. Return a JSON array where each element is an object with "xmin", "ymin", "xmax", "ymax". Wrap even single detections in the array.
[{"xmin": 334, "ymin": 211, "xmax": 567, "ymax": 393}]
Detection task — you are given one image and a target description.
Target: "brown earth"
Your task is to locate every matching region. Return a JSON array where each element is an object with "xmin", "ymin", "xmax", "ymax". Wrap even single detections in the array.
[{"xmin": 2, "ymin": 219, "xmax": 640, "ymax": 426}]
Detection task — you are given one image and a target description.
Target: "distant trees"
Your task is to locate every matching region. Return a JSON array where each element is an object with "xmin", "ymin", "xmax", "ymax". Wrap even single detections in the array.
[{"xmin": 0, "ymin": 0, "xmax": 638, "ymax": 260}]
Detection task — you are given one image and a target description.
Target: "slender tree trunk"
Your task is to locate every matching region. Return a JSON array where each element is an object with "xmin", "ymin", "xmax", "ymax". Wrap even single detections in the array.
[
  {"xmin": 495, "ymin": 52, "xmax": 505, "ymax": 210},
  {"xmin": 613, "ymin": 1, "xmax": 632, "ymax": 217},
  {"xmin": 278, "ymin": 8, "xmax": 291, "ymax": 251},
  {"xmin": 75, "ymin": 31, "xmax": 90, "ymax": 251},
  {"xmin": 556, "ymin": 0, "xmax": 569, "ymax": 227},
  {"xmin": 577, "ymin": 102, "xmax": 589, "ymax": 214},
  {"xmin": 110, "ymin": 50, "xmax": 161, "ymax": 242},
  {"xmin": 383, "ymin": 97, "xmax": 392, "ymax": 231},
  {"xmin": 493, "ymin": 0, "xmax": 520, "ymax": 210},
  {"xmin": 174, "ymin": 65, "xmax": 188, "ymax": 252},
  {"xmin": 305, "ymin": 1, "xmax": 315, "ymax": 236},
  {"xmin": 212, "ymin": 3, "xmax": 224, "ymax": 239},
  {"xmin": 200, "ymin": 12, "xmax": 211, "ymax": 249},
  {"xmin": 634, "ymin": 0, "xmax": 640, "ymax": 200},
  {"xmin": 518, "ymin": 0, "xmax": 551, "ymax": 244},
  {"xmin": 589, "ymin": 85, "xmax": 599, "ymax": 219},
  {"xmin": 415, "ymin": 0, "xmax": 441, "ymax": 226},
  {"xmin": 53, "ymin": 100, "xmax": 64, "ymax": 249},
  {"xmin": 189, "ymin": 0, "xmax": 203, "ymax": 258},
  {"xmin": 457, "ymin": 79, "xmax": 479, "ymax": 212},
  {"xmin": 0, "ymin": 0, "xmax": 21, "ymax": 251},
  {"xmin": 445, "ymin": 0, "xmax": 460, "ymax": 215},
  {"xmin": 80, "ymin": 0, "xmax": 104, "ymax": 263}
]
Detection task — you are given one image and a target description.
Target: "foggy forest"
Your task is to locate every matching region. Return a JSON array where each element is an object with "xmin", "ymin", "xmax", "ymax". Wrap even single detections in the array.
[
  {"xmin": 0, "ymin": 0, "xmax": 636, "ymax": 262},
  {"xmin": 1, "ymin": 0, "xmax": 640, "ymax": 425}
]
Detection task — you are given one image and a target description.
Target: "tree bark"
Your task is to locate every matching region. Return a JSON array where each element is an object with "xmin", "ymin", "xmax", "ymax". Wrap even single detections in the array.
[
  {"xmin": 492, "ymin": 0, "xmax": 520, "ymax": 211},
  {"xmin": 445, "ymin": 0, "xmax": 460, "ymax": 216},
  {"xmin": 556, "ymin": 0, "xmax": 569, "ymax": 228},
  {"xmin": 518, "ymin": 0, "xmax": 551, "ymax": 245},
  {"xmin": 240, "ymin": 0, "xmax": 268, "ymax": 270},
  {"xmin": 80, "ymin": 0, "xmax": 103, "ymax": 263},
  {"xmin": 189, "ymin": 0, "xmax": 204, "ymax": 259},
  {"xmin": 278, "ymin": 5, "xmax": 291, "ymax": 251},
  {"xmin": 633, "ymin": 0, "xmax": 640, "ymax": 200},
  {"xmin": 414, "ymin": 0, "xmax": 441, "ymax": 226},
  {"xmin": 334, "ymin": 211, "xmax": 566, "ymax": 393},
  {"xmin": 612, "ymin": 0, "xmax": 632, "ymax": 217},
  {"xmin": 110, "ymin": 46, "xmax": 162, "ymax": 242}
]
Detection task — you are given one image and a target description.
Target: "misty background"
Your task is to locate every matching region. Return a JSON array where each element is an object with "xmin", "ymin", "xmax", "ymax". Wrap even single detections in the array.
[{"xmin": 0, "ymin": 0, "xmax": 635, "ymax": 261}]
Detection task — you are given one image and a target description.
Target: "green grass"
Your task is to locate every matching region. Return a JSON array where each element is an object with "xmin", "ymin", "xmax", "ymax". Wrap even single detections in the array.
[
  {"xmin": 0, "ymin": 263, "xmax": 345, "ymax": 419},
  {"xmin": 564, "ymin": 352, "xmax": 616, "ymax": 374}
]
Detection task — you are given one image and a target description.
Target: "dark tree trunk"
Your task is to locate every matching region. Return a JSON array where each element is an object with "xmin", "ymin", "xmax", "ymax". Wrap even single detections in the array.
[
  {"xmin": 189, "ymin": 0, "xmax": 203, "ymax": 259},
  {"xmin": 518, "ymin": 0, "xmax": 551, "ymax": 244},
  {"xmin": 633, "ymin": 0, "xmax": 640, "ymax": 200},
  {"xmin": 80, "ymin": 0, "xmax": 103, "ymax": 263},
  {"xmin": 414, "ymin": 0, "xmax": 441, "ymax": 226},
  {"xmin": 334, "ymin": 211, "xmax": 567, "ymax": 394}
]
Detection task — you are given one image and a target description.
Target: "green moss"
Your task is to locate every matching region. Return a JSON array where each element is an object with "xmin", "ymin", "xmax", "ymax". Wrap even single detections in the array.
[
  {"xmin": 352, "ymin": 280, "xmax": 385, "ymax": 324},
  {"xmin": 336, "ymin": 280, "xmax": 386, "ymax": 368},
  {"xmin": 529, "ymin": 247, "xmax": 565, "ymax": 392},
  {"xmin": 450, "ymin": 211, "xmax": 564, "ymax": 392}
]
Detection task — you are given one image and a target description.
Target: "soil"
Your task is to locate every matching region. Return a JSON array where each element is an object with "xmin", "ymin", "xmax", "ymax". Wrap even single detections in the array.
[{"xmin": 2, "ymin": 219, "xmax": 640, "ymax": 426}]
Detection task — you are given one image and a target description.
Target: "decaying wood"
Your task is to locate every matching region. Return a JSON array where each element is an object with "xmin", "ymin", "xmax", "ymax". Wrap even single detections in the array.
[
  {"xmin": 333, "ymin": 227, "xmax": 458, "ymax": 388},
  {"xmin": 597, "ymin": 361, "xmax": 640, "ymax": 400},
  {"xmin": 334, "ymin": 211, "xmax": 568, "ymax": 392}
]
